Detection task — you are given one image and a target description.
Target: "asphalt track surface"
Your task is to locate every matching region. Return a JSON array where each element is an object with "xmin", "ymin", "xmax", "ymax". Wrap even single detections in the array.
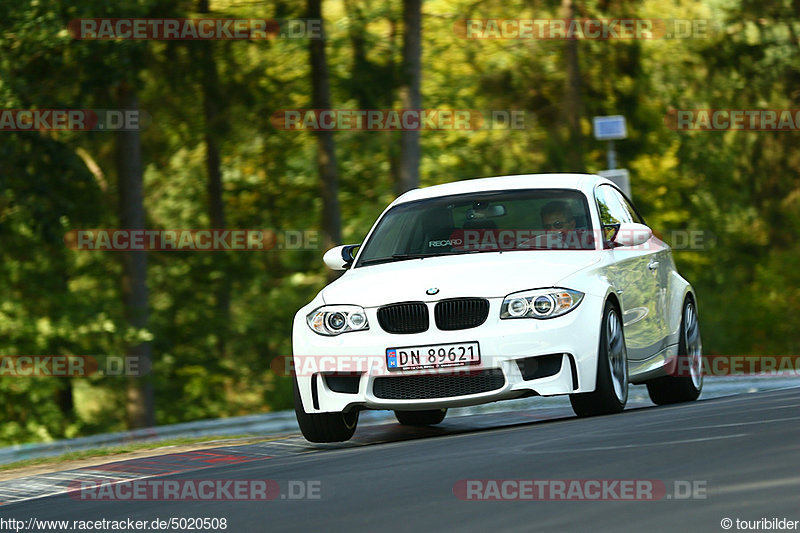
[{"xmin": 1, "ymin": 384, "xmax": 799, "ymax": 533}]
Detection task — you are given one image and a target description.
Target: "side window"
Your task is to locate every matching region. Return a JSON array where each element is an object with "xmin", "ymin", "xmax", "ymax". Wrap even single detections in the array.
[
  {"xmin": 601, "ymin": 185, "xmax": 644, "ymax": 225},
  {"xmin": 596, "ymin": 185, "xmax": 627, "ymax": 225},
  {"xmin": 595, "ymin": 185, "xmax": 636, "ymax": 244},
  {"xmin": 617, "ymin": 193, "xmax": 644, "ymax": 225},
  {"xmin": 598, "ymin": 185, "xmax": 638, "ymax": 223},
  {"xmin": 595, "ymin": 187, "xmax": 615, "ymax": 225}
]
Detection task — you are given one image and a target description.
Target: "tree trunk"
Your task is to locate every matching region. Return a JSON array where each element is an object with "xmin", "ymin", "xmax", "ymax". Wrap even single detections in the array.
[
  {"xmin": 387, "ymin": 16, "xmax": 401, "ymax": 198},
  {"xmin": 116, "ymin": 82, "xmax": 155, "ymax": 428},
  {"xmin": 308, "ymin": 0, "xmax": 341, "ymax": 254},
  {"xmin": 562, "ymin": 0, "xmax": 584, "ymax": 171},
  {"xmin": 198, "ymin": 0, "xmax": 230, "ymax": 361},
  {"xmin": 396, "ymin": 0, "xmax": 422, "ymax": 195},
  {"xmin": 198, "ymin": 1, "xmax": 226, "ymax": 231}
]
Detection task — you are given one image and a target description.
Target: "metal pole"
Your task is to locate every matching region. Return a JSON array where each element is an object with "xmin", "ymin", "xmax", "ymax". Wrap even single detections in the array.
[{"xmin": 607, "ymin": 139, "xmax": 616, "ymax": 170}]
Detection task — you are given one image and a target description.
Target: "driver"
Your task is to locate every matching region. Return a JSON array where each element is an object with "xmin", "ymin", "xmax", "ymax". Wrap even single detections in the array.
[
  {"xmin": 540, "ymin": 200, "xmax": 576, "ymax": 234},
  {"xmin": 538, "ymin": 200, "xmax": 586, "ymax": 249}
]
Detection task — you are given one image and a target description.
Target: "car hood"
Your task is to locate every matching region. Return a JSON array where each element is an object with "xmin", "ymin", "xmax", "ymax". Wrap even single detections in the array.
[{"xmin": 321, "ymin": 251, "xmax": 602, "ymax": 307}]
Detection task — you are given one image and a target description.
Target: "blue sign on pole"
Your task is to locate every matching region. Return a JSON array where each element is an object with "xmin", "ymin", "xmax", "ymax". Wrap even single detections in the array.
[{"xmin": 593, "ymin": 115, "xmax": 627, "ymax": 140}]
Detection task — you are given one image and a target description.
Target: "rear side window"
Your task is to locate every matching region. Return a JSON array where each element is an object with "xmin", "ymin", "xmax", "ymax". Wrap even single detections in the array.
[
  {"xmin": 595, "ymin": 185, "xmax": 643, "ymax": 225},
  {"xmin": 596, "ymin": 185, "xmax": 628, "ymax": 225},
  {"xmin": 595, "ymin": 184, "xmax": 647, "ymax": 245}
]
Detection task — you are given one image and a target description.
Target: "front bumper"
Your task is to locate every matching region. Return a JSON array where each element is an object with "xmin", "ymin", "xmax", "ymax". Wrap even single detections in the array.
[{"xmin": 291, "ymin": 294, "xmax": 604, "ymax": 413}]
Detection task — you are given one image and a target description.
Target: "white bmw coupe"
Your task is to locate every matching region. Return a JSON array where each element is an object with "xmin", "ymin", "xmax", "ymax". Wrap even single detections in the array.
[{"xmin": 292, "ymin": 174, "xmax": 703, "ymax": 442}]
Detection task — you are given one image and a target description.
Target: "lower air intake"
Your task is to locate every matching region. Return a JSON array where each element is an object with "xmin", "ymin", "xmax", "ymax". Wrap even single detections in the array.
[{"xmin": 372, "ymin": 369, "xmax": 505, "ymax": 399}]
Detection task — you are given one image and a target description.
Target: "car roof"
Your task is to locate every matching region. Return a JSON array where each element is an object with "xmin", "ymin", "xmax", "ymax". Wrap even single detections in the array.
[{"xmin": 391, "ymin": 173, "xmax": 616, "ymax": 206}]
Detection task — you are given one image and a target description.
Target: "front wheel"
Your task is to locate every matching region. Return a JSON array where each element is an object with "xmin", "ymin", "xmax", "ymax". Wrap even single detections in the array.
[
  {"xmin": 570, "ymin": 301, "xmax": 628, "ymax": 417},
  {"xmin": 293, "ymin": 376, "xmax": 358, "ymax": 442},
  {"xmin": 646, "ymin": 297, "xmax": 703, "ymax": 405},
  {"xmin": 394, "ymin": 409, "xmax": 447, "ymax": 426}
]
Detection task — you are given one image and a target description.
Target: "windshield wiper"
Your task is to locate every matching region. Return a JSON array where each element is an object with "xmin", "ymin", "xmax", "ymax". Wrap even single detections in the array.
[
  {"xmin": 357, "ymin": 257, "xmax": 399, "ymax": 266},
  {"xmin": 358, "ymin": 252, "xmax": 437, "ymax": 266},
  {"xmin": 360, "ymin": 249, "xmax": 501, "ymax": 266},
  {"xmin": 391, "ymin": 249, "xmax": 509, "ymax": 259}
]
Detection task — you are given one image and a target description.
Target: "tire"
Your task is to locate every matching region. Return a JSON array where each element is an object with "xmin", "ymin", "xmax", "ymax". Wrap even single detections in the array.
[
  {"xmin": 394, "ymin": 409, "xmax": 447, "ymax": 426},
  {"xmin": 646, "ymin": 296, "xmax": 703, "ymax": 405},
  {"xmin": 293, "ymin": 375, "xmax": 358, "ymax": 443},
  {"xmin": 570, "ymin": 300, "xmax": 628, "ymax": 417}
]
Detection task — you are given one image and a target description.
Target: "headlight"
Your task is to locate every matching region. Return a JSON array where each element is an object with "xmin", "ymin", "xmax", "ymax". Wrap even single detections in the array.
[
  {"xmin": 307, "ymin": 305, "xmax": 370, "ymax": 336},
  {"xmin": 500, "ymin": 289, "xmax": 584, "ymax": 319}
]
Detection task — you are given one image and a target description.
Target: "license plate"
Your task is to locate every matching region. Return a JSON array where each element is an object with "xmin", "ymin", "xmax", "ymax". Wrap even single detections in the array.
[{"xmin": 386, "ymin": 342, "xmax": 480, "ymax": 371}]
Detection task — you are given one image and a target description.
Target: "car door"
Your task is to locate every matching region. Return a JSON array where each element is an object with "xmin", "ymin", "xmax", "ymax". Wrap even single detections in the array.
[
  {"xmin": 595, "ymin": 185, "xmax": 665, "ymax": 361},
  {"xmin": 613, "ymin": 188, "xmax": 671, "ymax": 355}
]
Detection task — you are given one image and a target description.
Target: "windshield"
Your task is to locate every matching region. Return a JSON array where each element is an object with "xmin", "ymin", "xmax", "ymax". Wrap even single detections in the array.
[{"xmin": 355, "ymin": 188, "xmax": 595, "ymax": 267}]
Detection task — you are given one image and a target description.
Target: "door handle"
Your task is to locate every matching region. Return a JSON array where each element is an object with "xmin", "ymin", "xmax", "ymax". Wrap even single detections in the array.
[{"xmin": 648, "ymin": 260, "xmax": 659, "ymax": 271}]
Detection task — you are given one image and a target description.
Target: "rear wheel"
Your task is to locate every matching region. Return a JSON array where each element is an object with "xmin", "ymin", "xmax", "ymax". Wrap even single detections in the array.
[
  {"xmin": 293, "ymin": 376, "xmax": 358, "ymax": 442},
  {"xmin": 570, "ymin": 301, "xmax": 628, "ymax": 417},
  {"xmin": 394, "ymin": 409, "xmax": 447, "ymax": 426},
  {"xmin": 646, "ymin": 297, "xmax": 703, "ymax": 405}
]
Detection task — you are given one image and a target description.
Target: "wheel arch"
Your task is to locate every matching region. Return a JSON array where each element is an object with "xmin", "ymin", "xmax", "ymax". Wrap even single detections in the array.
[
  {"xmin": 667, "ymin": 271, "xmax": 697, "ymax": 345},
  {"xmin": 604, "ymin": 291, "xmax": 622, "ymax": 315}
]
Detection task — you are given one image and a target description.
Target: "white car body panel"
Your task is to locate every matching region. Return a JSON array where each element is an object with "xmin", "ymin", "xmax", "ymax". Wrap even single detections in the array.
[{"xmin": 320, "ymin": 251, "xmax": 604, "ymax": 306}]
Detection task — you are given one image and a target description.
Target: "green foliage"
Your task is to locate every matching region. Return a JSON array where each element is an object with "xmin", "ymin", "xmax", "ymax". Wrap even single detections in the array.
[{"xmin": 1, "ymin": 0, "xmax": 798, "ymax": 445}]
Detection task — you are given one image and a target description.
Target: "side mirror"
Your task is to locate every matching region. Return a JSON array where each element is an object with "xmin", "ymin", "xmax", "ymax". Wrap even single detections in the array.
[
  {"xmin": 611, "ymin": 223, "xmax": 652, "ymax": 247},
  {"xmin": 323, "ymin": 244, "xmax": 360, "ymax": 270}
]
